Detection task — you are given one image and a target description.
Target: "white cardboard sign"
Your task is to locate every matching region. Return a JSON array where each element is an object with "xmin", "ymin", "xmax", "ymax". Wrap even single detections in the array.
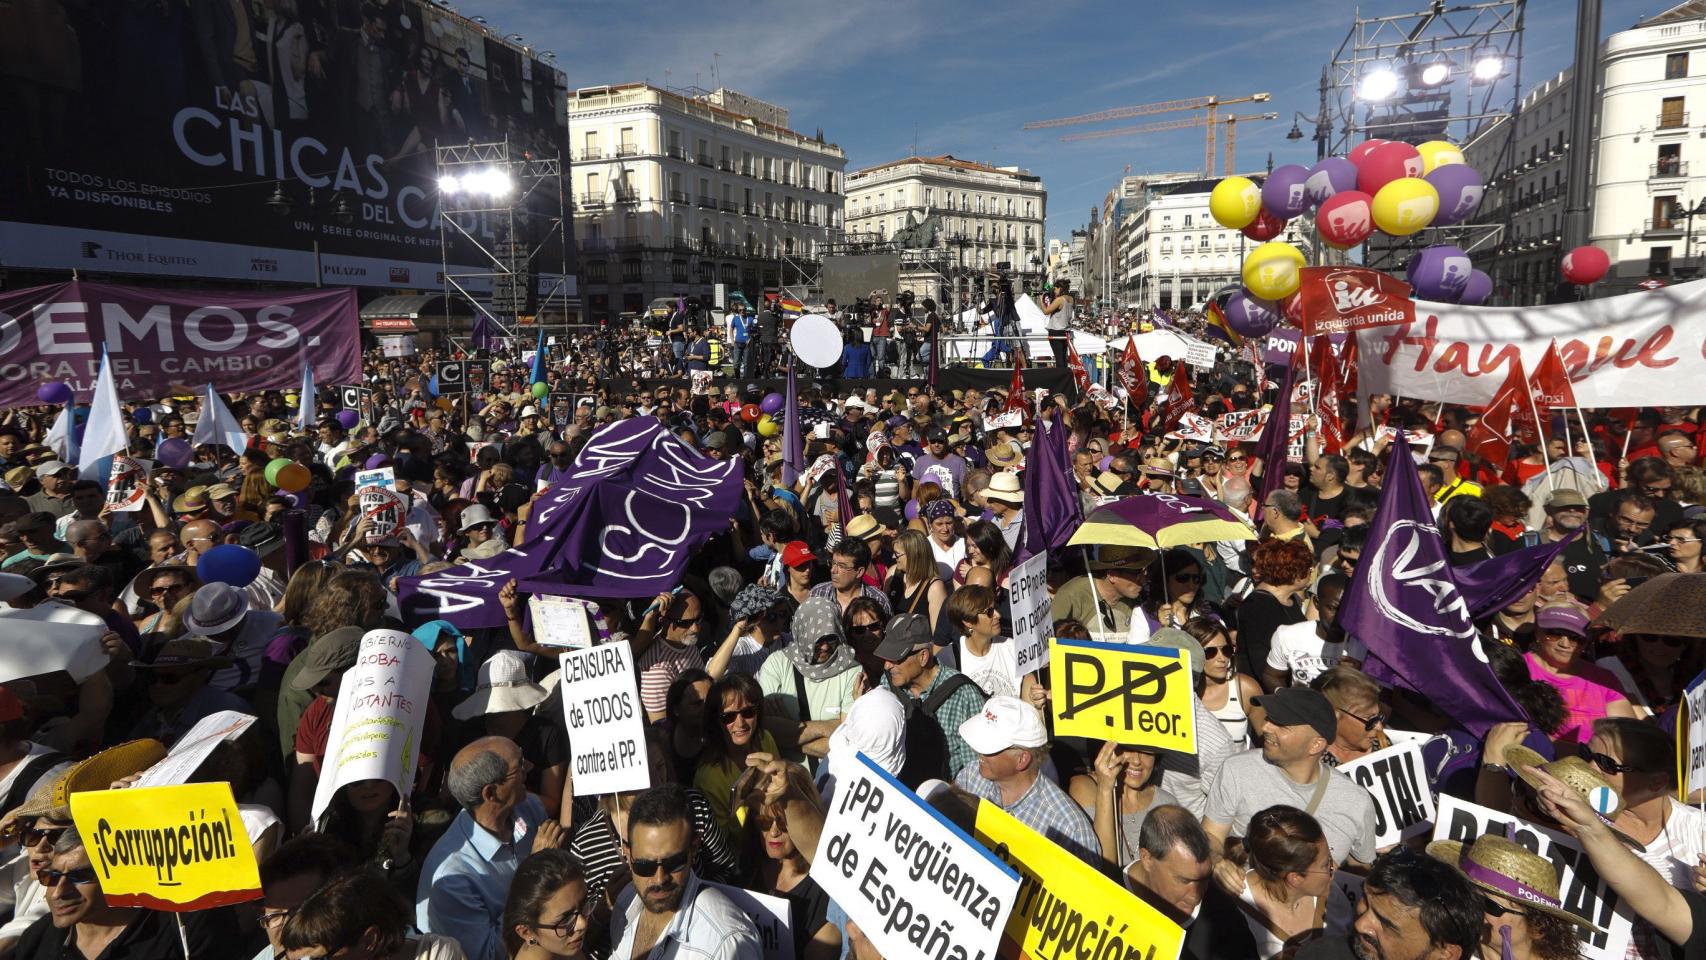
[
  {"xmin": 310, "ymin": 629, "xmax": 435, "ymax": 821},
  {"xmin": 558, "ymin": 644, "xmax": 649, "ymax": 796},
  {"xmin": 1337, "ymin": 740, "xmax": 1435, "ymax": 848},
  {"xmin": 1007, "ymin": 551, "xmax": 1052, "ymax": 678}
]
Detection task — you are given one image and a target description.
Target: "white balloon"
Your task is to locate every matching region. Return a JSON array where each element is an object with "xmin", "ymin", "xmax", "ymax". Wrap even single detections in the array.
[{"xmin": 790, "ymin": 315, "xmax": 842, "ymax": 369}]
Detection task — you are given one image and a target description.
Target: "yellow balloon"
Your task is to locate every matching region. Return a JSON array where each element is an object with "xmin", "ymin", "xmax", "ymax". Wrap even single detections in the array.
[
  {"xmin": 757, "ymin": 416, "xmax": 780, "ymax": 438},
  {"xmin": 1209, "ymin": 176, "xmax": 1263, "ymax": 230},
  {"xmin": 1241, "ymin": 242, "xmax": 1306, "ymax": 301},
  {"xmin": 1371, "ymin": 177, "xmax": 1440, "ymax": 236},
  {"xmin": 1416, "ymin": 140, "xmax": 1465, "ymax": 175}
]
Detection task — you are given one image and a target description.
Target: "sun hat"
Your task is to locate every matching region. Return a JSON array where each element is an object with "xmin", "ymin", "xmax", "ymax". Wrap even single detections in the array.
[
  {"xmin": 172, "ymin": 486, "xmax": 211, "ymax": 513},
  {"xmin": 1426, "ymin": 834, "xmax": 1605, "ymax": 931},
  {"xmin": 182, "ymin": 582, "xmax": 249, "ymax": 634},
  {"xmin": 458, "ymin": 504, "xmax": 498, "ymax": 533},
  {"xmin": 1503, "ymin": 744, "xmax": 1643, "ymax": 849},
  {"xmin": 290, "ymin": 626, "xmax": 366, "ymax": 690},
  {"xmin": 12, "ymin": 739, "xmax": 168, "ymax": 821},
  {"xmin": 984, "ymin": 472, "xmax": 1025, "ymax": 504},
  {"xmin": 959, "ymin": 696, "xmax": 1049, "ymax": 755},
  {"xmin": 1534, "ymin": 604, "xmax": 1589, "ymax": 637},
  {"xmin": 132, "ymin": 564, "xmax": 199, "ymax": 599},
  {"xmin": 729, "ymin": 584, "xmax": 783, "ymax": 624},
  {"xmin": 844, "ymin": 515, "xmax": 883, "ymax": 542},
  {"xmin": 1093, "ymin": 472, "xmax": 1125, "ymax": 497},
  {"xmin": 1087, "ymin": 544, "xmax": 1153, "ymax": 573},
  {"xmin": 451, "ymin": 651, "xmax": 549, "ymax": 720}
]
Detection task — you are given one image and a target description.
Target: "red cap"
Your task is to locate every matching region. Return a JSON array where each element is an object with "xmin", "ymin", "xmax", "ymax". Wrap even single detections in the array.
[{"xmin": 781, "ymin": 541, "xmax": 816, "ymax": 569}]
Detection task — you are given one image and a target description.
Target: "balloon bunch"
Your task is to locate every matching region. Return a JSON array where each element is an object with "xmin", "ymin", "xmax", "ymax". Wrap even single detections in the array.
[{"xmin": 1208, "ymin": 136, "xmax": 1493, "ymax": 325}]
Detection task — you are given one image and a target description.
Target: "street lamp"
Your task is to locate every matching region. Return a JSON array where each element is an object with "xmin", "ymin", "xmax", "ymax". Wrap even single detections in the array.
[
  {"xmin": 1682, "ymin": 197, "xmax": 1706, "ymax": 277},
  {"xmin": 266, "ymin": 184, "xmax": 355, "ymax": 287}
]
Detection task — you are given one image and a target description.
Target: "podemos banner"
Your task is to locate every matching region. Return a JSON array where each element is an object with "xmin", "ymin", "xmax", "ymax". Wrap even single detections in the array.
[
  {"xmin": 0, "ymin": 281, "xmax": 360, "ymax": 405},
  {"xmin": 70, "ymin": 782, "xmax": 261, "ymax": 911}
]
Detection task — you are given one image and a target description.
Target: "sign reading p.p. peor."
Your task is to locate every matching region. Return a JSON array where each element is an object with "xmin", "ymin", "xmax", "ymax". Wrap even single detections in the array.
[
  {"xmin": 1049, "ymin": 637, "xmax": 1196, "ymax": 753},
  {"xmin": 70, "ymin": 782, "xmax": 261, "ymax": 912}
]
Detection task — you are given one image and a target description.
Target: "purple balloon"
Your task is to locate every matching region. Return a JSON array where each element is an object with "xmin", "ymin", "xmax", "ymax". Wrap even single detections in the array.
[
  {"xmin": 759, "ymin": 392, "xmax": 784, "ymax": 415},
  {"xmin": 1408, "ymin": 245, "xmax": 1474, "ymax": 302},
  {"xmin": 335, "ymin": 409, "xmax": 360, "ymax": 430},
  {"xmin": 157, "ymin": 437, "xmax": 193, "ymax": 470},
  {"xmin": 35, "ymin": 382, "xmax": 72, "ymax": 405},
  {"xmin": 1224, "ymin": 290, "xmax": 1281, "ymax": 338},
  {"xmin": 1304, "ymin": 157, "xmax": 1359, "ymax": 207},
  {"xmin": 904, "ymin": 500, "xmax": 919, "ymax": 522},
  {"xmin": 1260, "ymin": 164, "xmax": 1312, "ymax": 219},
  {"xmin": 365, "ymin": 454, "xmax": 391, "ymax": 470},
  {"xmin": 1458, "ymin": 269, "xmax": 1493, "ymax": 306},
  {"xmin": 1426, "ymin": 163, "xmax": 1484, "ymax": 226}
]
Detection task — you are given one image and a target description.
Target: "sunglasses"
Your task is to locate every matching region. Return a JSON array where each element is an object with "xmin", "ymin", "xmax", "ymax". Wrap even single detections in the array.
[
  {"xmin": 848, "ymin": 623, "xmax": 881, "ymax": 636},
  {"xmin": 1638, "ymin": 634, "xmax": 1685, "ymax": 648},
  {"xmin": 1338, "ymin": 706, "xmax": 1387, "ymax": 731},
  {"xmin": 720, "ymin": 706, "xmax": 757, "ymax": 724},
  {"xmin": 628, "ymin": 848, "xmax": 691, "ymax": 877},
  {"xmin": 1586, "ymin": 749, "xmax": 1638, "ymax": 776},
  {"xmin": 23, "ymin": 825, "xmax": 67, "ymax": 848},
  {"xmin": 666, "ymin": 616, "xmax": 702, "ymax": 628},
  {"xmin": 1481, "ymin": 895, "xmax": 1517, "ymax": 918},
  {"xmin": 1202, "ymin": 644, "xmax": 1235, "ymax": 659},
  {"xmin": 36, "ymin": 866, "xmax": 98, "ymax": 888},
  {"xmin": 149, "ymin": 583, "xmax": 188, "ymax": 596}
]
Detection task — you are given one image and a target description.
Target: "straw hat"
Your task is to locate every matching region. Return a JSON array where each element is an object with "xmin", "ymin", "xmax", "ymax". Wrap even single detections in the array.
[
  {"xmin": 11, "ymin": 740, "xmax": 167, "ymax": 820},
  {"xmin": 1503, "ymin": 744, "xmax": 1643, "ymax": 849},
  {"xmin": 1426, "ymin": 835, "xmax": 1604, "ymax": 931}
]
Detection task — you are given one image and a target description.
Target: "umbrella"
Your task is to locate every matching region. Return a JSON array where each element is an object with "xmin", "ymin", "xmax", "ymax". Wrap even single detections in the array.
[
  {"xmin": 1595, "ymin": 572, "xmax": 1706, "ymax": 639},
  {"xmin": 1067, "ymin": 493, "xmax": 1257, "ymax": 550}
]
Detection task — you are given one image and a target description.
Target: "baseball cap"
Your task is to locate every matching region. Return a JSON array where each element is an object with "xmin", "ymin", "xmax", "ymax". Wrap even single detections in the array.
[
  {"xmin": 873, "ymin": 612, "xmax": 934, "ymax": 661},
  {"xmin": 458, "ymin": 504, "xmax": 497, "ymax": 533},
  {"xmin": 33, "ymin": 461, "xmax": 73, "ymax": 478},
  {"xmin": 1145, "ymin": 627, "xmax": 1206, "ymax": 677},
  {"xmin": 959, "ymin": 696, "xmax": 1049, "ymax": 755},
  {"xmin": 1546, "ymin": 488, "xmax": 1588, "ymax": 511},
  {"xmin": 781, "ymin": 541, "xmax": 816, "ymax": 569},
  {"xmin": 1251, "ymin": 687, "xmax": 1336, "ymax": 742},
  {"xmin": 1535, "ymin": 604, "xmax": 1590, "ymax": 637}
]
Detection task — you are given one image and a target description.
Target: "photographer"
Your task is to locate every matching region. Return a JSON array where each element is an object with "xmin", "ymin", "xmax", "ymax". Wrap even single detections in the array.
[{"xmin": 1043, "ymin": 278, "xmax": 1075, "ymax": 369}]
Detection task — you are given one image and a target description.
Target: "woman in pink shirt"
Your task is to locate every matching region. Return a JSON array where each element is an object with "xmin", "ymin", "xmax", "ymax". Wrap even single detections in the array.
[{"xmin": 1524, "ymin": 603, "xmax": 1636, "ymax": 746}]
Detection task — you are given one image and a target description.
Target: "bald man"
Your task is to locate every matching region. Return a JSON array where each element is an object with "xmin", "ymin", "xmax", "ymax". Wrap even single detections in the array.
[
  {"xmin": 179, "ymin": 518, "xmax": 222, "ymax": 566},
  {"xmin": 417, "ymin": 736, "xmax": 562, "ymax": 960}
]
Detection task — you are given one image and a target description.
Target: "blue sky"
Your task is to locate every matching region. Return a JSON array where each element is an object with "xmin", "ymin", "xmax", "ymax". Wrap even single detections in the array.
[{"xmin": 458, "ymin": 0, "xmax": 1662, "ymax": 238}]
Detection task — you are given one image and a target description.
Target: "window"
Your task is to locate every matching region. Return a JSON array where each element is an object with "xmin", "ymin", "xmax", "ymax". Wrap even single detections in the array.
[
  {"xmin": 1658, "ymin": 143, "xmax": 1682, "ymax": 175},
  {"xmin": 961, "ymin": 192, "xmax": 968, "ymax": 210},
  {"xmin": 947, "ymin": 193, "xmax": 956, "ymax": 211},
  {"xmin": 976, "ymin": 195, "xmax": 984, "ymax": 213},
  {"xmin": 586, "ymin": 261, "xmax": 607, "ymax": 283},
  {"xmin": 1025, "ymin": 201, "xmax": 1034, "ymax": 218},
  {"xmin": 697, "ymin": 138, "xmax": 708, "ymax": 161},
  {"xmin": 667, "ymin": 130, "xmax": 681, "ymax": 155},
  {"xmin": 1656, "ymin": 195, "xmax": 1680, "ymax": 228},
  {"xmin": 582, "ymin": 131, "xmax": 599, "ymax": 156},
  {"xmin": 621, "ymin": 259, "xmax": 641, "ymax": 282},
  {"xmin": 1183, "ymin": 214, "xmax": 1193, "ymax": 227},
  {"xmin": 672, "ymin": 260, "xmax": 688, "ymax": 283},
  {"xmin": 1661, "ymin": 96, "xmax": 1687, "ymax": 128},
  {"xmin": 742, "ymin": 152, "xmax": 753, "ymax": 175},
  {"xmin": 1651, "ymin": 245, "xmax": 1673, "ymax": 276},
  {"xmin": 619, "ymin": 127, "xmax": 635, "ymax": 153},
  {"xmin": 1199, "ymin": 237, "xmax": 1209, "ymax": 250},
  {"xmin": 1007, "ymin": 199, "xmax": 1015, "ymax": 216},
  {"xmin": 697, "ymin": 261, "xmax": 714, "ymax": 284},
  {"xmin": 1668, "ymin": 52, "xmax": 1689, "ymax": 80},
  {"xmin": 925, "ymin": 187, "xmax": 934, "ymax": 207}
]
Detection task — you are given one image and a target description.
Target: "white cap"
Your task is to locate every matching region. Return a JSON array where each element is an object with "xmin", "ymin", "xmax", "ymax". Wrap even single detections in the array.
[
  {"xmin": 34, "ymin": 461, "xmax": 73, "ymax": 477},
  {"xmin": 958, "ymin": 695, "xmax": 1049, "ymax": 754},
  {"xmin": 0, "ymin": 573, "xmax": 34, "ymax": 604},
  {"xmin": 458, "ymin": 504, "xmax": 497, "ymax": 533},
  {"xmin": 845, "ymin": 395, "xmax": 868, "ymax": 410},
  {"xmin": 518, "ymin": 405, "xmax": 539, "ymax": 418}
]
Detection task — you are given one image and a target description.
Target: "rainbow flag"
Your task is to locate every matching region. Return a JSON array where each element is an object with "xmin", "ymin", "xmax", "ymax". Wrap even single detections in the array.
[
  {"xmin": 779, "ymin": 297, "xmax": 804, "ymax": 320},
  {"xmin": 1202, "ymin": 300, "xmax": 1243, "ymax": 347}
]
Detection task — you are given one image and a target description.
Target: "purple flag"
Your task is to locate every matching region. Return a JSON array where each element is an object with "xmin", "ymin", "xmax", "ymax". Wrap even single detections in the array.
[
  {"xmin": 1250, "ymin": 350, "xmax": 1297, "ymax": 525},
  {"xmin": 1340, "ymin": 435, "xmax": 1566, "ymax": 743},
  {"xmin": 470, "ymin": 312, "xmax": 493, "ymax": 351},
  {"xmin": 781, "ymin": 358, "xmax": 804, "ymax": 488},
  {"xmin": 1021, "ymin": 407, "xmax": 1082, "ymax": 558},
  {"xmin": 398, "ymin": 418, "xmax": 744, "ymax": 628}
]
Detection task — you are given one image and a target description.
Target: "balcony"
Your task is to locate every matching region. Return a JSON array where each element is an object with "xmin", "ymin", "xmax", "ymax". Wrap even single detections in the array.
[
  {"xmin": 743, "ymin": 203, "xmax": 761, "ymax": 216},
  {"xmin": 1651, "ymin": 161, "xmax": 1689, "ymax": 180},
  {"xmin": 1645, "ymin": 217, "xmax": 1686, "ymax": 236},
  {"xmin": 721, "ymin": 199, "xmax": 738, "ymax": 213},
  {"xmin": 697, "ymin": 195, "xmax": 716, "ymax": 209},
  {"xmin": 740, "ymin": 166, "xmax": 755, "ymax": 178},
  {"xmin": 575, "ymin": 148, "xmax": 604, "ymax": 162},
  {"xmin": 577, "ymin": 193, "xmax": 606, "ymax": 209},
  {"xmin": 579, "ymin": 238, "xmax": 612, "ymax": 253},
  {"xmin": 613, "ymin": 236, "xmax": 646, "ymax": 251},
  {"xmin": 668, "ymin": 189, "xmax": 690, "ymax": 204},
  {"xmin": 696, "ymin": 154, "xmax": 713, "ymax": 166},
  {"xmin": 671, "ymin": 237, "xmax": 699, "ymax": 253},
  {"xmin": 804, "ymin": 213, "xmax": 820, "ymax": 225},
  {"xmin": 666, "ymin": 146, "xmax": 685, "ymax": 160},
  {"xmin": 615, "ymin": 144, "xmax": 640, "ymax": 157},
  {"xmin": 1657, "ymin": 111, "xmax": 1691, "ymax": 133},
  {"xmin": 612, "ymin": 190, "xmax": 639, "ymax": 205},
  {"xmin": 719, "ymin": 159, "xmax": 735, "ymax": 172}
]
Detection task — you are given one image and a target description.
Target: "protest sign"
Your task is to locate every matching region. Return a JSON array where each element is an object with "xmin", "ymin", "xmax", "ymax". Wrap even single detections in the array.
[
  {"xmin": 70, "ymin": 782, "xmax": 261, "ymax": 911},
  {"xmin": 1214, "ymin": 409, "xmax": 1269, "ymax": 443},
  {"xmin": 558, "ymin": 644, "xmax": 649, "ymax": 795},
  {"xmin": 1337, "ymin": 740, "xmax": 1434, "ymax": 848},
  {"xmin": 975, "ymin": 800, "xmax": 1184, "ymax": 960},
  {"xmin": 1085, "ymin": 383, "xmax": 1121, "ymax": 411},
  {"xmin": 1684, "ymin": 667, "xmax": 1706, "ymax": 799},
  {"xmin": 1432, "ymin": 794, "xmax": 1632, "ymax": 960},
  {"xmin": 1049, "ymin": 637, "xmax": 1196, "ymax": 753},
  {"xmin": 690, "ymin": 370, "xmax": 714, "ymax": 396},
  {"xmin": 134, "ymin": 711, "xmax": 256, "ymax": 789},
  {"xmin": 1287, "ymin": 380, "xmax": 1316, "ymax": 463},
  {"xmin": 708, "ymin": 884, "xmax": 794, "ymax": 960},
  {"xmin": 1007, "ymin": 552, "xmax": 1051, "ymax": 678},
  {"xmin": 1165, "ymin": 412, "xmax": 1216, "ymax": 442},
  {"xmin": 1184, "ymin": 341, "xmax": 1217, "ymax": 370},
  {"xmin": 530, "ymin": 595, "xmax": 593, "ymax": 648},
  {"xmin": 359, "ymin": 486, "xmax": 407, "ymax": 543},
  {"xmin": 435, "ymin": 360, "xmax": 467, "ymax": 393},
  {"xmin": 986, "ymin": 410, "xmax": 1025, "ymax": 430},
  {"xmin": 0, "ymin": 606, "xmax": 109, "ymax": 683},
  {"xmin": 309, "ymin": 630, "xmax": 435, "ymax": 822},
  {"xmin": 104, "ymin": 455, "xmax": 149, "ymax": 512},
  {"xmin": 355, "ymin": 466, "xmax": 396, "ymax": 491},
  {"xmin": 812, "ymin": 753, "xmax": 1019, "ymax": 960},
  {"xmin": 466, "ymin": 359, "xmax": 491, "ymax": 395}
]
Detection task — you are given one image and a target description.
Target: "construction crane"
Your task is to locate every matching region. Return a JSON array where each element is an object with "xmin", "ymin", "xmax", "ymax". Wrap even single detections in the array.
[
  {"xmin": 1023, "ymin": 92, "xmax": 1272, "ymax": 176},
  {"xmin": 1060, "ymin": 112, "xmax": 1279, "ymax": 175}
]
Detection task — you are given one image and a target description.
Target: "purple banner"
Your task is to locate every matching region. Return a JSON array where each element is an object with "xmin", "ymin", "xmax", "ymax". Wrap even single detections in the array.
[
  {"xmin": 398, "ymin": 417, "xmax": 745, "ymax": 628},
  {"xmin": 1022, "ymin": 408, "xmax": 1083, "ymax": 558},
  {"xmin": 0, "ymin": 281, "xmax": 360, "ymax": 406},
  {"xmin": 1261, "ymin": 328, "xmax": 1346, "ymax": 367}
]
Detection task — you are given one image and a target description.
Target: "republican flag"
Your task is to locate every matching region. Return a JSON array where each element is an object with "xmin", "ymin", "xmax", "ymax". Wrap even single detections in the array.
[
  {"xmin": 77, "ymin": 348, "xmax": 127, "ymax": 481},
  {"xmin": 1202, "ymin": 301, "xmax": 1243, "ymax": 347},
  {"xmin": 779, "ymin": 297, "xmax": 804, "ymax": 321},
  {"xmin": 1117, "ymin": 336, "xmax": 1147, "ymax": 410}
]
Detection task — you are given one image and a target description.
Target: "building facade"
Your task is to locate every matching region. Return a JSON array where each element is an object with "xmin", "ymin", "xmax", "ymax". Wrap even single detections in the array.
[
  {"xmin": 1117, "ymin": 175, "xmax": 1312, "ymax": 312},
  {"xmin": 1463, "ymin": 70, "xmax": 1573, "ymax": 305},
  {"xmin": 567, "ymin": 84, "xmax": 846, "ymax": 322},
  {"xmin": 842, "ymin": 155, "xmax": 1047, "ymax": 305}
]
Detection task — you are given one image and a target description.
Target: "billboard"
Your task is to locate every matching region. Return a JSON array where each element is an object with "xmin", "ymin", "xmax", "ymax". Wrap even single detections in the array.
[{"xmin": 0, "ymin": 0, "xmax": 570, "ymax": 289}]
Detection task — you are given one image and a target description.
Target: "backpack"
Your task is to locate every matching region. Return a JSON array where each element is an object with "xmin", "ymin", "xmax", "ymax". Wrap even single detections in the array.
[{"xmin": 897, "ymin": 672, "xmax": 982, "ymax": 788}]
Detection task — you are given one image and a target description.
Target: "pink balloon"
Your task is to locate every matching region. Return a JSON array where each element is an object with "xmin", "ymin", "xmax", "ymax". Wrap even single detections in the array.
[
  {"xmin": 1561, "ymin": 246, "xmax": 1610, "ymax": 285},
  {"xmin": 1356, "ymin": 142, "xmax": 1424, "ymax": 195}
]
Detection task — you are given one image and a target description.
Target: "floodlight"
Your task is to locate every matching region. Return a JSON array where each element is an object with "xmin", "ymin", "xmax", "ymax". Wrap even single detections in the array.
[
  {"xmin": 1473, "ymin": 56, "xmax": 1505, "ymax": 82},
  {"xmin": 1420, "ymin": 62, "xmax": 1451, "ymax": 86},
  {"xmin": 1358, "ymin": 68, "xmax": 1400, "ymax": 102},
  {"xmin": 438, "ymin": 174, "xmax": 462, "ymax": 193}
]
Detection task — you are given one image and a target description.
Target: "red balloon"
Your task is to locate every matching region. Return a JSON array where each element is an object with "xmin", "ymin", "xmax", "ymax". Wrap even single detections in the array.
[
  {"xmin": 1317, "ymin": 191, "xmax": 1375, "ymax": 249},
  {"xmin": 740, "ymin": 403, "xmax": 761, "ymax": 423},
  {"xmin": 1348, "ymin": 140, "xmax": 1389, "ymax": 167},
  {"xmin": 1241, "ymin": 210, "xmax": 1287, "ymax": 241},
  {"xmin": 1356, "ymin": 142, "xmax": 1425, "ymax": 195},
  {"xmin": 1561, "ymin": 245, "xmax": 1611, "ymax": 285},
  {"xmin": 1280, "ymin": 292, "xmax": 1304, "ymax": 326}
]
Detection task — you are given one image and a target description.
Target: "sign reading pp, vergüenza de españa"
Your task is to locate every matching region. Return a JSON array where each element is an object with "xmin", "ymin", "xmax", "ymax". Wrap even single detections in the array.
[
  {"xmin": 1432, "ymin": 795, "xmax": 1632, "ymax": 960},
  {"xmin": 70, "ymin": 783, "xmax": 261, "ymax": 911},
  {"xmin": 1049, "ymin": 637, "xmax": 1196, "ymax": 753},
  {"xmin": 309, "ymin": 629, "xmax": 435, "ymax": 822},
  {"xmin": 1006, "ymin": 552, "xmax": 1050, "ymax": 679},
  {"xmin": 974, "ymin": 800, "xmax": 1184, "ymax": 960},
  {"xmin": 1336, "ymin": 740, "xmax": 1435, "ymax": 848},
  {"xmin": 811, "ymin": 752, "xmax": 1019, "ymax": 960},
  {"xmin": 558, "ymin": 644, "xmax": 649, "ymax": 796}
]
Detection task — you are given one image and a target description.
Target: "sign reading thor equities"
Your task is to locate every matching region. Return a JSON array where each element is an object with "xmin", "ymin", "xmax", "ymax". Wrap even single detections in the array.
[{"xmin": 0, "ymin": 281, "xmax": 361, "ymax": 405}]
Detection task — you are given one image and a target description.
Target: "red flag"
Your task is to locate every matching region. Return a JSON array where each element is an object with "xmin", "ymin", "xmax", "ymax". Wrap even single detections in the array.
[
  {"xmin": 1466, "ymin": 357, "xmax": 1537, "ymax": 463},
  {"xmin": 1065, "ymin": 338, "xmax": 1092, "ymax": 394},
  {"xmin": 1005, "ymin": 351, "xmax": 1028, "ymax": 416},
  {"xmin": 1337, "ymin": 336, "xmax": 1359, "ymax": 398},
  {"xmin": 1243, "ymin": 338, "xmax": 1269, "ymax": 395},
  {"xmin": 1310, "ymin": 337, "xmax": 1347, "ymax": 455},
  {"xmin": 1118, "ymin": 336, "xmax": 1147, "ymax": 410},
  {"xmin": 1160, "ymin": 363, "xmax": 1196, "ymax": 433},
  {"xmin": 1527, "ymin": 341, "xmax": 1574, "ymax": 439}
]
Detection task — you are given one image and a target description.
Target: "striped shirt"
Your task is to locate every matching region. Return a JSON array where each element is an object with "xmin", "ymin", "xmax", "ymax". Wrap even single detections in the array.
[
  {"xmin": 635, "ymin": 638, "xmax": 705, "ymax": 716},
  {"xmin": 566, "ymin": 790, "xmax": 740, "ymax": 905}
]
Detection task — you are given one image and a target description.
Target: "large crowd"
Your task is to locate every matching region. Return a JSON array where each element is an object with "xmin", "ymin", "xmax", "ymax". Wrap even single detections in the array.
[{"xmin": 2, "ymin": 305, "xmax": 1706, "ymax": 960}]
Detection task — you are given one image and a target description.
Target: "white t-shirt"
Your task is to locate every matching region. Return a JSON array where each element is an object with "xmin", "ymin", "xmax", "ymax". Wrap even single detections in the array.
[
  {"xmin": 931, "ymin": 537, "xmax": 967, "ymax": 585},
  {"xmin": 1266, "ymin": 621, "xmax": 1367, "ymax": 686},
  {"xmin": 940, "ymin": 636, "xmax": 1022, "ymax": 699}
]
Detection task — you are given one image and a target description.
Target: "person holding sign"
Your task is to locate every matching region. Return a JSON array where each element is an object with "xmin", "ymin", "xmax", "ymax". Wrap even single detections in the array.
[
  {"xmin": 955, "ymin": 696, "xmax": 1099, "ymax": 864},
  {"xmin": 1068, "ymin": 740, "xmax": 1178, "ymax": 870}
]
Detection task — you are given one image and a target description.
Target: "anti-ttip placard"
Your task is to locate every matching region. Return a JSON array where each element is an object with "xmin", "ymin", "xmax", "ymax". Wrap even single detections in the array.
[{"xmin": 70, "ymin": 783, "xmax": 261, "ymax": 911}]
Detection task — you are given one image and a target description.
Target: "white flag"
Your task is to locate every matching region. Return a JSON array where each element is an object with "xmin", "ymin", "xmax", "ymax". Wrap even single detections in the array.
[
  {"xmin": 295, "ymin": 356, "xmax": 315, "ymax": 433},
  {"xmin": 191, "ymin": 382, "xmax": 249, "ymax": 455},
  {"xmin": 77, "ymin": 350, "xmax": 127, "ymax": 481},
  {"xmin": 43, "ymin": 408, "xmax": 71, "ymax": 461}
]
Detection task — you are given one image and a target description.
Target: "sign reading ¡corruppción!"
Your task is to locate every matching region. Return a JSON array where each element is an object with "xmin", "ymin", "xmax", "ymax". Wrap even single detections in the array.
[
  {"xmin": 558, "ymin": 644, "xmax": 649, "ymax": 796},
  {"xmin": 811, "ymin": 753, "xmax": 1019, "ymax": 960},
  {"xmin": 974, "ymin": 799, "xmax": 1184, "ymax": 960},
  {"xmin": 1336, "ymin": 740, "xmax": 1435, "ymax": 848},
  {"xmin": 70, "ymin": 782, "xmax": 261, "ymax": 912},
  {"xmin": 1432, "ymin": 795, "xmax": 1632, "ymax": 960},
  {"xmin": 1049, "ymin": 637, "xmax": 1196, "ymax": 753}
]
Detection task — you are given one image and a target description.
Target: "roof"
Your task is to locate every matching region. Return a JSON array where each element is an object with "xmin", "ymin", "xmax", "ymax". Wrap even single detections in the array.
[
  {"xmin": 849, "ymin": 154, "xmax": 1038, "ymax": 181},
  {"xmin": 1646, "ymin": 1, "xmax": 1706, "ymax": 24},
  {"xmin": 569, "ymin": 83, "xmax": 835, "ymax": 150}
]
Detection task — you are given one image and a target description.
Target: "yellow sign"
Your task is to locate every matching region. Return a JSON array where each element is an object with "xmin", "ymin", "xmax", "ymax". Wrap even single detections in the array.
[
  {"xmin": 974, "ymin": 800, "xmax": 1184, "ymax": 960},
  {"xmin": 70, "ymin": 783, "xmax": 261, "ymax": 912},
  {"xmin": 1049, "ymin": 637, "xmax": 1197, "ymax": 753}
]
